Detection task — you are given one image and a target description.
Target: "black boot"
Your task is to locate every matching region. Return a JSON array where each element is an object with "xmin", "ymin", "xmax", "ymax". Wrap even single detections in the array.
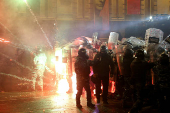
[
  {"xmin": 103, "ymin": 98, "xmax": 109, "ymax": 104},
  {"xmin": 103, "ymin": 101, "xmax": 109, "ymax": 104},
  {"xmin": 76, "ymin": 95, "xmax": 82, "ymax": 108},
  {"xmin": 76, "ymin": 104, "xmax": 82, "ymax": 108},
  {"xmin": 76, "ymin": 100, "xmax": 82, "ymax": 108},
  {"xmin": 97, "ymin": 99, "xmax": 100, "ymax": 104},
  {"xmin": 87, "ymin": 102, "xmax": 95, "ymax": 108}
]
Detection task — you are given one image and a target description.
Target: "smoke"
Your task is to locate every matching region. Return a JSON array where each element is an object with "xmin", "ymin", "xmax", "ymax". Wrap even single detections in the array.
[{"xmin": 0, "ymin": 0, "xmax": 49, "ymax": 49}]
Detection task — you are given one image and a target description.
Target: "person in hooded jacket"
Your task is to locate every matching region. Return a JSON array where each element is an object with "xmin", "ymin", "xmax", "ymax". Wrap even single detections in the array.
[
  {"xmin": 75, "ymin": 48, "xmax": 95, "ymax": 108},
  {"xmin": 93, "ymin": 45, "xmax": 114, "ymax": 104}
]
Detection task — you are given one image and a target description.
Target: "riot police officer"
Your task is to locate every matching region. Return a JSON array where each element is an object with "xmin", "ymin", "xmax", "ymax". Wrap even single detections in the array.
[
  {"xmin": 153, "ymin": 54, "xmax": 170, "ymax": 113},
  {"xmin": 122, "ymin": 49, "xmax": 134, "ymax": 108},
  {"xmin": 93, "ymin": 45, "xmax": 114, "ymax": 104},
  {"xmin": 129, "ymin": 49, "xmax": 154, "ymax": 113},
  {"xmin": 75, "ymin": 48, "xmax": 95, "ymax": 108}
]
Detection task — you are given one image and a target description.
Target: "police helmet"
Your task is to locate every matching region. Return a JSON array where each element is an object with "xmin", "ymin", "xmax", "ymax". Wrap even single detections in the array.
[
  {"xmin": 78, "ymin": 48, "xmax": 87, "ymax": 56},
  {"xmin": 100, "ymin": 45, "xmax": 108, "ymax": 53},
  {"xmin": 135, "ymin": 49, "xmax": 144, "ymax": 59},
  {"xmin": 159, "ymin": 53, "xmax": 169, "ymax": 65},
  {"xmin": 123, "ymin": 44, "xmax": 133, "ymax": 52},
  {"xmin": 124, "ymin": 49, "xmax": 134, "ymax": 58}
]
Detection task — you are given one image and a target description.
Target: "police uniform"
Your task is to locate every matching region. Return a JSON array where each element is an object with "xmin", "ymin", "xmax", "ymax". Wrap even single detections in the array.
[
  {"xmin": 75, "ymin": 48, "xmax": 95, "ymax": 108},
  {"xmin": 129, "ymin": 49, "xmax": 154, "ymax": 113},
  {"xmin": 122, "ymin": 49, "xmax": 134, "ymax": 108},
  {"xmin": 153, "ymin": 54, "xmax": 170, "ymax": 113},
  {"xmin": 93, "ymin": 45, "xmax": 114, "ymax": 104}
]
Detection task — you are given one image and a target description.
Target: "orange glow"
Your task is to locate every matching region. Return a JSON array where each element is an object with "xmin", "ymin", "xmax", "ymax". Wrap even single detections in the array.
[
  {"xmin": 72, "ymin": 72, "xmax": 77, "ymax": 94},
  {"xmin": 93, "ymin": 89, "xmax": 96, "ymax": 95},
  {"xmin": 93, "ymin": 85, "xmax": 103, "ymax": 95},
  {"xmin": 55, "ymin": 48, "xmax": 69, "ymax": 94},
  {"xmin": 111, "ymin": 81, "xmax": 115, "ymax": 93},
  {"xmin": 0, "ymin": 38, "xmax": 10, "ymax": 43},
  {"xmin": 57, "ymin": 79, "xmax": 69, "ymax": 94},
  {"xmin": 55, "ymin": 48, "xmax": 66, "ymax": 75},
  {"xmin": 52, "ymin": 94, "xmax": 69, "ymax": 105},
  {"xmin": 4, "ymin": 41, "xmax": 10, "ymax": 43},
  {"xmin": 93, "ymin": 98, "xmax": 97, "ymax": 103}
]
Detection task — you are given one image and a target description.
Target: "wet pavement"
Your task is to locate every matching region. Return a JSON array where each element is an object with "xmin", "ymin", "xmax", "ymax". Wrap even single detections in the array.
[{"xmin": 0, "ymin": 91, "xmax": 159, "ymax": 113}]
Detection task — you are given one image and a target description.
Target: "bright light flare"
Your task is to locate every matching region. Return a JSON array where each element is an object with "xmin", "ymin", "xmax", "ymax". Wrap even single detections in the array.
[
  {"xmin": 150, "ymin": 16, "xmax": 153, "ymax": 20},
  {"xmin": 93, "ymin": 89, "xmax": 96, "ymax": 95},
  {"xmin": 0, "ymin": 38, "xmax": 10, "ymax": 43},
  {"xmin": 52, "ymin": 94, "xmax": 69, "ymax": 106},
  {"xmin": 57, "ymin": 79, "xmax": 69, "ymax": 94},
  {"xmin": 55, "ymin": 48, "xmax": 67, "ymax": 76},
  {"xmin": 51, "ymin": 57, "xmax": 56, "ymax": 64},
  {"xmin": 55, "ymin": 48, "xmax": 69, "ymax": 94},
  {"xmin": 72, "ymin": 73, "xmax": 77, "ymax": 94}
]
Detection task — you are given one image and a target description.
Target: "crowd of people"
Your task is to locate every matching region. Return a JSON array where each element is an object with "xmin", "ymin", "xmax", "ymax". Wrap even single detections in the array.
[{"xmin": 74, "ymin": 45, "xmax": 170, "ymax": 113}]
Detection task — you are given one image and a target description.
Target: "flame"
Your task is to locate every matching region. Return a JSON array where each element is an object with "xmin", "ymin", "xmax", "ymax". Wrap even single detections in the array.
[
  {"xmin": 57, "ymin": 79, "xmax": 69, "ymax": 94},
  {"xmin": 111, "ymin": 81, "xmax": 115, "ymax": 93},
  {"xmin": 72, "ymin": 72, "xmax": 77, "ymax": 94},
  {"xmin": 55, "ymin": 48, "xmax": 66, "ymax": 76},
  {"xmin": 55, "ymin": 48, "xmax": 69, "ymax": 93},
  {"xmin": 93, "ymin": 89, "xmax": 96, "ymax": 94}
]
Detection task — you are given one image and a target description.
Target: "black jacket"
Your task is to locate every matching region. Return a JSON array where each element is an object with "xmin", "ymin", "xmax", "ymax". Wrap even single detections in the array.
[
  {"xmin": 153, "ymin": 64, "xmax": 170, "ymax": 89},
  {"xmin": 75, "ymin": 55, "xmax": 90, "ymax": 81},
  {"xmin": 93, "ymin": 52, "xmax": 114, "ymax": 78},
  {"xmin": 122, "ymin": 56, "xmax": 134, "ymax": 77},
  {"xmin": 130, "ymin": 58, "xmax": 154, "ymax": 84}
]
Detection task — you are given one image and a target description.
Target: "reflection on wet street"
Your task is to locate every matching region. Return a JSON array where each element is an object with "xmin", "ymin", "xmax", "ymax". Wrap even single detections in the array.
[{"xmin": 0, "ymin": 91, "xmax": 158, "ymax": 113}]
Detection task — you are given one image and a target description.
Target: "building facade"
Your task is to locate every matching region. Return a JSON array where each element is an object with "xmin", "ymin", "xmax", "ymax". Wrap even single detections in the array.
[{"xmin": 1, "ymin": 0, "xmax": 170, "ymax": 43}]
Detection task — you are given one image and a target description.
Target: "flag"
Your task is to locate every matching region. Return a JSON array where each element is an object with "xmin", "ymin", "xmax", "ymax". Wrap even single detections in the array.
[
  {"xmin": 99, "ymin": 0, "xmax": 110, "ymax": 31},
  {"xmin": 127, "ymin": 0, "xmax": 141, "ymax": 15}
]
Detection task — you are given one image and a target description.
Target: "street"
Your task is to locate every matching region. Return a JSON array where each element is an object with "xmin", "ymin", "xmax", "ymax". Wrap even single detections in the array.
[{"xmin": 0, "ymin": 91, "xmax": 158, "ymax": 113}]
